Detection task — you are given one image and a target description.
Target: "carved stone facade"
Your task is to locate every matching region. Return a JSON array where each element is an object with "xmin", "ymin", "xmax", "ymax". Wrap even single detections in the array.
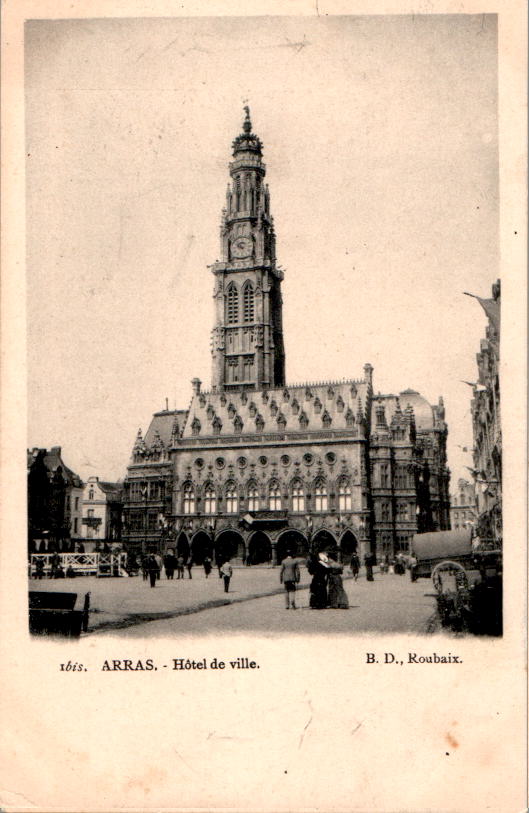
[
  {"xmin": 122, "ymin": 111, "xmax": 450, "ymax": 562},
  {"xmin": 469, "ymin": 280, "xmax": 501, "ymax": 546}
]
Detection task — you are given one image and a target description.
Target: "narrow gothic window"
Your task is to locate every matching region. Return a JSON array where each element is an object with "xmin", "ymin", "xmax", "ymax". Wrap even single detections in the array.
[
  {"xmin": 243, "ymin": 357, "xmax": 253, "ymax": 381},
  {"xmin": 191, "ymin": 417, "xmax": 201, "ymax": 436},
  {"xmin": 247, "ymin": 483, "xmax": 259, "ymax": 512},
  {"xmin": 338, "ymin": 480, "xmax": 352, "ymax": 512},
  {"xmin": 314, "ymin": 397, "xmax": 322, "ymax": 414},
  {"xmin": 277, "ymin": 412, "xmax": 286, "ymax": 430},
  {"xmin": 336, "ymin": 395, "xmax": 344, "ymax": 413},
  {"xmin": 225, "ymin": 483, "xmax": 238, "ymax": 514},
  {"xmin": 345, "ymin": 408, "xmax": 355, "ymax": 427},
  {"xmin": 292, "ymin": 481, "xmax": 305, "ymax": 513},
  {"xmin": 381, "ymin": 502, "xmax": 390, "ymax": 522},
  {"xmin": 212, "ymin": 416, "xmax": 222, "ymax": 435},
  {"xmin": 322, "ymin": 410, "xmax": 332, "ymax": 428},
  {"xmin": 243, "ymin": 283, "xmax": 255, "ymax": 322},
  {"xmin": 314, "ymin": 480, "xmax": 328, "ymax": 512},
  {"xmin": 299, "ymin": 411, "xmax": 309, "ymax": 430},
  {"xmin": 227, "ymin": 358, "xmax": 239, "ymax": 383},
  {"xmin": 380, "ymin": 463, "xmax": 389, "ymax": 488},
  {"xmin": 269, "ymin": 482, "xmax": 281, "ymax": 511},
  {"xmin": 204, "ymin": 484, "xmax": 216, "ymax": 514},
  {"xmin": 291, "ymin": 398, "xmax": 300, "ymax": 415},
  {"xmin": 234, "ymin": 415, "xmax": 243, "ymax": 433},
  {"xmin": 226, "ymin": 284, "xmax": 239, "ymax": 324},
  {"xmin": 183, "ymin": 483, "xmax": 195, "ymax": 514},
  {"xmin": 255, "ymin": 413, "xmax": 264, "ymax": 431},
  {"xmin": 270, "ymin": 400, "xmax": 278, "ymax": 416}
]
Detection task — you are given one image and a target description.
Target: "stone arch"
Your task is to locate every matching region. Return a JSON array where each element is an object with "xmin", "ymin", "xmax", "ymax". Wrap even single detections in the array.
[
  {"xmin": 312, "ymin": 528, "xmax": 338, "ymax": 557},
  {"xmin": 247, "ymin": 531, "xmax": 272, "ymax": 565},
  {"xmin": 190, "ymin": 530, "xmax": 214, "ymax": 565},
  {"xmin": 276, "ymin": 529, "xmax": 309, "ymax": 562},
  {"xmin": 215, "ymin": 528, "xmax": 245, "ymax": 565},
  {"xmin": 177, "ymin": 532, "xmax": 190, "ymax": 562},
  {"xmin": 340, "ymin": 529, "xmax": 359, "ymax": 560}
]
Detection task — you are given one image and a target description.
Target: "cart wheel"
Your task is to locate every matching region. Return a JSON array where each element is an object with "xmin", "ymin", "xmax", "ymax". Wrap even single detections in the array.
[{"xmin": 432, "ymin": 560, "xmax": 469, "ymax": 595}]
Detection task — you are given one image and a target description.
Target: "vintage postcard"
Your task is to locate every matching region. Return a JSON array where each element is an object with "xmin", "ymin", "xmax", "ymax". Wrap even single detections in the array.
[{"xmin": 1, "ymin": 1, "xmax": 526, "ymax": 811}]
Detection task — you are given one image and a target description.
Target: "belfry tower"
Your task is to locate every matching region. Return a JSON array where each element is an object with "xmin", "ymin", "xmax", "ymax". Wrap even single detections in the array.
[{"xmin": 210, "ymin": 107, "xmax": 285, "ymax": 392}]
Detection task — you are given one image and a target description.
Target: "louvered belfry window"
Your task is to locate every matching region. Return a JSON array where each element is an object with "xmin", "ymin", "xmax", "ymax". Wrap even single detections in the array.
[
  {"xmin": 243, "ymin": 283, "xmax": 254, "ymax": 322},
  {"xmin": 227, "ymin": 284, "xmax": 239, "ymax": 324}
]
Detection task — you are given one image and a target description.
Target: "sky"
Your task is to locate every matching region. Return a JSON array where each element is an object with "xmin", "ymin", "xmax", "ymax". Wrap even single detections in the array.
[{"xmin": 26, "ymin": 14, "xmax": 498, "ymax": 485}]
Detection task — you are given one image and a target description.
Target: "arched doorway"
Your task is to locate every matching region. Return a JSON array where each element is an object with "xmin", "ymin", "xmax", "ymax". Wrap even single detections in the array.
[
  {"xmin": 276, "ymin": 529, "xmax": 309, "ymax": 563},
  {"xmin": 248, "ymin": 532, "xmax": 272, "ymax": 565},
  {"xmin": 190, "ymin": 531, "xmax": 213, "ymax": 565},
  {"xmin": 215, "ymin": 529, "xmax": 245, "ymax": 564},
  {"xmin": 340, "ymin": 530, "xmax": 358, "ymax": 561},
  {"xmin": 312, "ymin": 529, "xmax": 337, "ymax": 557},
  {"xmin": 177, "ymin": 533, "xmax": 190, "ymax": 562}
]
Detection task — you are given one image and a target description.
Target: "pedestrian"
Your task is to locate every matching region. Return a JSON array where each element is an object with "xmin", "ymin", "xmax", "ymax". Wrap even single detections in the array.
[
  {"xmin": 349, "ymin": 553, "xmax": 360, "ymax": 581},
  {"xmin": 307, "ymin": 552, "xmax": 329, "ymax": 609},
  {"xmin": 176, "ymin": 555, "xmax": 185, "ymax": 579},
  {"xmin": 35, "ymin": 558, "xmax": 45, "ymax": 580},
  {"xmin": 279, "ymin": 550, "xmax": 300, "ymax": 609},
  {"xmin": 327, "ymin": 560, "xmax": 349, "ymax": 609},
  {"xmin": 364, "ymin": 553, "xmax": 375, "ymax": 582},
  {"xmin": 146, "ymin": 554, "xmax": 159, "ymax": 588},
  {"xmin": 203, "ymin": 557, "xmax": 212, "ymax": 578},
  {"xmin": 154, "ymin": 553, "xmax": 163, "ymax": 580},
  {"xmin": 186, "ymin": 558, "xmax": 193, "ymax": 579},
  {"xmin": 409, "ymin": 552, "xmax": 418, "ymax": 582},
  {"xmin": 164, "ymin": 552, "xmax": 174, "ymax": 580},
  {"xmin": 141, "ymin": 555, "xmax": 148, "ymax": 581},
  {"xmin": 50, "ymin": 551, "xmax": 60, "ymax": 579},
  {"xmin": 220, "ymin": 559, "xmax": 233, "ymax": 593}
]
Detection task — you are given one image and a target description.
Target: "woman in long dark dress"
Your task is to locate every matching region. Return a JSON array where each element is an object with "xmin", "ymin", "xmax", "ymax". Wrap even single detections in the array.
[
  {"xmin": 307, "ymin": 553, "xmax": 329, "ymax": 609},
  {"xmin": 327, "ymin": 562, "xmax": 349, "ymax": 609}
]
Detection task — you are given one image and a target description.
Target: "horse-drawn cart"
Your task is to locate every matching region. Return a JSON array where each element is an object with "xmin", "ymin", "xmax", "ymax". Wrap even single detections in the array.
[{"xmin": 412, "ymin": 530, "xmax": 502, "ymax": 635}]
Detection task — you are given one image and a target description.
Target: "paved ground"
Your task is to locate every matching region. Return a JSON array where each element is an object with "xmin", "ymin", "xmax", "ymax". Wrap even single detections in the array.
[
  {"xmin": 29, "ymin": 566, "xmax": 439, "ymax": 636},
  {"xmin": 95, "ymin": 572, "xmax": 438, "ymax": 637}
]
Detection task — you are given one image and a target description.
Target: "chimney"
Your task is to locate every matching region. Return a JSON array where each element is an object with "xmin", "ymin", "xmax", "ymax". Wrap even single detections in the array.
[{"xmin": 191, "ymin": 378, "xmax": 202, "ymax": 395}]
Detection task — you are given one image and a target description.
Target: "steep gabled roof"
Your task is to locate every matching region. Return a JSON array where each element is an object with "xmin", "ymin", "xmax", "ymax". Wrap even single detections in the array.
[
  {"xmin": 143, "ymin": 409, "xmax": 188, "ymax": 449},
  {"xmin": 181, "ymin": 379, "xmax": 369, "ymax": 439}
]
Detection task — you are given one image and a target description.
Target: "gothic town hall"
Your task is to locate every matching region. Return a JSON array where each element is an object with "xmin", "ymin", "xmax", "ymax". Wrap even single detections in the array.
[{"xmin": 123, "ymin": 109, "xmax": 450, "ymax": 566}]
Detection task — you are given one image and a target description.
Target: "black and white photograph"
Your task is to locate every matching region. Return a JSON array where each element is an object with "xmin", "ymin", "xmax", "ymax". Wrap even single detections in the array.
[
  {"xmin": 1, "ymin": 3, "xmax": 526, "ymax": 813},
  {"xmin": 25, "ymin": 14, "xmax": 503, "ymax": 639}
]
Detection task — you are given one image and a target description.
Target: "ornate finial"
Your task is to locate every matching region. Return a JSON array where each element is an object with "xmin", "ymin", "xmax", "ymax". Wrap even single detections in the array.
[{"xmin": 243, "ymin": 105, "xmax": 252, "ymax": 134}]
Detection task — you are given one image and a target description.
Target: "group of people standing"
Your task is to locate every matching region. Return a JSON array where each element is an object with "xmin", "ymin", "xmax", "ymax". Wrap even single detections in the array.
[
  {"xmin": 141, "ymin": 552, "xmax": 232, "ymax": 590},
  {"xmin": 279, "ymin": 551, "xmax": 350, "ymax": 610}
]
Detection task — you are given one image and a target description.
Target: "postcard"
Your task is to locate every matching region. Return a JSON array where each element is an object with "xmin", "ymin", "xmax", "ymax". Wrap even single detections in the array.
[{"xmin": 1, "ymin": 1, "xmax": 526, "ymax": 811}]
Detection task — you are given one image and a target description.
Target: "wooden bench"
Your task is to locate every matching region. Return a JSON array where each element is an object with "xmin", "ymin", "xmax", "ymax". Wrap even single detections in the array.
[{"xmin": 29, "ymin": 591, "xmax": 90, "ymax": 637}]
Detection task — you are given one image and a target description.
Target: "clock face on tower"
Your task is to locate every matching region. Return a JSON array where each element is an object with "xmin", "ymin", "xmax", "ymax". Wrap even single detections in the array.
[{"xmin": 231, "ymin": 236, "xmax": 253, "ymax": 259}]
